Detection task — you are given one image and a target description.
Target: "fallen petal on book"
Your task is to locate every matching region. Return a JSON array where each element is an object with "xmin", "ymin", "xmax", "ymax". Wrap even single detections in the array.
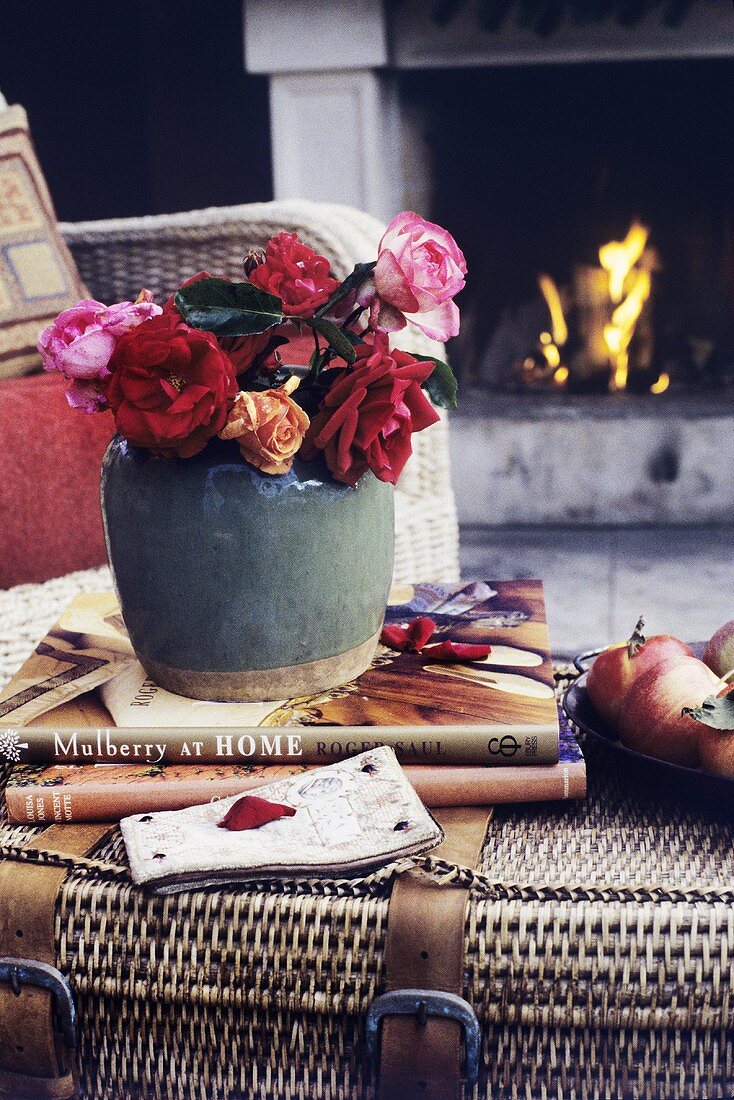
[
  {"xmin": 380, "ymin": 616, "xmax": 436, "ymax": 652},
  {"xmin": 218, "ymin": 795, "xmax": 297, "ymax": 831}
]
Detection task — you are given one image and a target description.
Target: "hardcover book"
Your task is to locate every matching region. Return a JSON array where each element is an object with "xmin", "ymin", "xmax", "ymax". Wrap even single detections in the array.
[
  {"xmin": 5, "ymin": 710, "xmax": 585, "ymax": 823},
  {"xmin": 0, "ymin": 580, "xmax": 560, "ymax": 768}
]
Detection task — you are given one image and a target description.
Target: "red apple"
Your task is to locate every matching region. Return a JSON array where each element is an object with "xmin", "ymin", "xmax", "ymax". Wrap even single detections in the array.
[
  {"xmin": 697, "ymin": 685, "xmax": 734, "ymax": 778},
  {"xmin": 618, "ymin": 655, "xmax": 723, "ymax": 767},
  {"xmin": 703, "ymin": 620, "xmax": 734, "ymax": 679},
  {"xmin": 586, "ymin": 619, "xmax": 693, "ymax": 729}
]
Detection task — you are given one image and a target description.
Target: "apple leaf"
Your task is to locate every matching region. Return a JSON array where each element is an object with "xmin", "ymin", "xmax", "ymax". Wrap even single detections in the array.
[
  {"xmin": 682, "ymin": 693, "xmax": 734, "ymax": 731},
  {"xmin": 415, "ymin": 356, "xmax": 459, "ymax": 410},
  {"xmin": 175, "ymin": 278, "xmax": 284, "ymax": 336}
]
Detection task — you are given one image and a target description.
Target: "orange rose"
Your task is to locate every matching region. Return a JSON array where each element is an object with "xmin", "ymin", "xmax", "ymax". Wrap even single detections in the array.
[{"xmin": 219, "ymin": 388, "xmax": 309, "ymax": 475}]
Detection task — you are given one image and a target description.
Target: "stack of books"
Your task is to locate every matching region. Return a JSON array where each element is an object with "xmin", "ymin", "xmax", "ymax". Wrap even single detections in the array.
[{"xmin": 0, "ymin": 580, "xmax": 585, "ymax": 824}]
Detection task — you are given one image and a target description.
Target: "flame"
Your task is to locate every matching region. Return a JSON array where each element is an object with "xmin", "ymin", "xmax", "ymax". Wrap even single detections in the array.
[
  {"xmin": 599, "ymin": 222, "xmax": 649, "ymax": 304},
  {"xmin": 531, "ymin": 223, "xmax": 654, "ymax": 394},
  {"xmin": 543, "ymin": 342, "xmax": 561, "ymax": 369},
  {"xmin": 538, "ymin": 274, "xmax": 568, "ymax": 346},
  {"xmin": 650, "ymin": 371, "xmax": 670, "ymax": 395},
  {"xmin": 535, "ymin": 274, "xmax": 568, "ymax": 380},
  {"xmin": 600, "ymin": 226, "xmax": 652, "ymax": 392}
]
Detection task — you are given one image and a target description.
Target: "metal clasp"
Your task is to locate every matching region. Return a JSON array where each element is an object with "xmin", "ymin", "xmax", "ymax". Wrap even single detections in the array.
[
  {"xmin": 0, "ymin": 957, "xmax": 77, "ymax": 1049},
  {"xmin": 366, "ymin": 988, "xmax": 480, "ymax": 1085}
]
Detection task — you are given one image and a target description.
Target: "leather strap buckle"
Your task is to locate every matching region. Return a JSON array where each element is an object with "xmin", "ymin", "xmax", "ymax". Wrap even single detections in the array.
[
  {"xmin": 0, "ymin": 957, "xmax": 77, "ymax": 1050},
  {"xmin": 366, "ymin": 988, "xmax": 480, "ymax": 1085}
]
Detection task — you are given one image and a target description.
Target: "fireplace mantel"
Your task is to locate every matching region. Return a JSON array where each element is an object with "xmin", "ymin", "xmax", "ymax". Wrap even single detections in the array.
[
  {"xmin": 387, "ymin": 0, "xmax": 734, "ymax": 69},
  {"xmin": 243, "ymin": 0, "xmax": 734, "ymax": 218}
]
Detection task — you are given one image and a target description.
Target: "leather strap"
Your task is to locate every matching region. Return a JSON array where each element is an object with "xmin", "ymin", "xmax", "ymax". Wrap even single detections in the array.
[
  {"xmin": 378, "ymin": 805, "xmax": 491, "ymax": 1100},
  {"xmin": 0, "ymin": 823, "xmax": 111, "ymax": 1100}
]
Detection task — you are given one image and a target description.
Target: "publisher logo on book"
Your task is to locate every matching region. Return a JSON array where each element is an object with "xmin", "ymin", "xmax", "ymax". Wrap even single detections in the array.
[{"xmin": 487, "ymin": 735, "xmax": 523, "ymax": 758}]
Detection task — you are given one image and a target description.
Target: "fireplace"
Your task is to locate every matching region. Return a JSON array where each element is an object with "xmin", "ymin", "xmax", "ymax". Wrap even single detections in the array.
[
  {"xmin": 244, "ymin": 0, "xmax": 734, "ymax": 525},
  {"xmin": 405, "ymin": 57, "xmax": 734, "ymax": 401}
]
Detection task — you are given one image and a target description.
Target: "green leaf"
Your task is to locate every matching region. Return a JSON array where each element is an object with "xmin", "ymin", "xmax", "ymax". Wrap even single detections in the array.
[
  {"xmin": 308, "ymin": 317, "xmax": 356, "ymax": 364},
  {"xmin": 415, "ymin": 356, "xmax": 459, "ymax": 411},
  {"xmin": 682, "ymin": 692, "xmax": 734, "ymax": 731},
  {"xmin": 315, "ymin": 261, "xmax": 375, "ymax": 319},
  {"xmin": 175, "ymin": 278, "xmax": 284, "ymax": 337}
]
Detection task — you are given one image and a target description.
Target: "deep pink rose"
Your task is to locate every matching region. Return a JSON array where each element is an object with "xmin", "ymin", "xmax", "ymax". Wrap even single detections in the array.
[
  {"xmin": 302, "ymin": 332, "xmax": 440, "ymax": 487},
  {"xmin": 38, "ymin": 292, "xmax": 162, "ymax": 412},
  {"xmin": 367, "ymin": 212, "xmax": 466, "ymax": 342},
  {"xmin": 248, "ymin": 232, "xmax": 338, "ymax": 317}
]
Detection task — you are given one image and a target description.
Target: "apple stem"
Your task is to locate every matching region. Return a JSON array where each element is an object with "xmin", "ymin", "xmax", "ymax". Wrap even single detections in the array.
[{"xmin": 627, "ymin": 615, "xmax": 646, "ymax": 658}]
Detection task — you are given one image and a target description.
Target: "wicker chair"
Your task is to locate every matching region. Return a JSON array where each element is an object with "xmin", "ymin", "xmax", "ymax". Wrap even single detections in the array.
[{"xmin": 59, "ymin": 200, "xmax": 460, "ymax": 587}]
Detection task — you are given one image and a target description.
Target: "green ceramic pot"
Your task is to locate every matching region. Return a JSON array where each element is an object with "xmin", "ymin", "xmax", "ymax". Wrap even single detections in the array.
[{"xmin": 100, "ymin": 437, "xmax": 395, "ymax": 701}]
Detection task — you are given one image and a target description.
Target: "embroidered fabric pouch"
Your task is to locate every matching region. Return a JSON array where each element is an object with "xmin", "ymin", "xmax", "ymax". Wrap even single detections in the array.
[{"xmin": 121, "ymin": 746, "xmax": 444, "ymax": 893}]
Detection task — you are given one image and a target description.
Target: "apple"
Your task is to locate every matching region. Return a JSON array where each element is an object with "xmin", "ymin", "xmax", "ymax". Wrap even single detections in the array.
[
  {"xmin": 617, "ymin": 655, "xmax": 723, "ymax": 767},
  {"xmin": 703, "ymin": 620, "xmax": 734, "ymax": 679},
  {"xmin": 696, "ymin": 685, "xmax": 734, "ymax": 779},
  {"xmin": 586, "ymin": 618, "xmax": 693, "ymax": 729}
]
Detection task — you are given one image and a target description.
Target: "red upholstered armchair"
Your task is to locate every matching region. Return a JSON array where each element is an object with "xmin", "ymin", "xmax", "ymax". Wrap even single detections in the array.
[{"xmin": 0, "ymin": 201, "xmax": 459, "ymax": 591}]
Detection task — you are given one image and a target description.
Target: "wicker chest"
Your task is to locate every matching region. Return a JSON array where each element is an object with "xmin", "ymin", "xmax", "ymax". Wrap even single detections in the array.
[{"xmin": 0, "ymin": 737, "xmax": 732, "ymax": 1100}]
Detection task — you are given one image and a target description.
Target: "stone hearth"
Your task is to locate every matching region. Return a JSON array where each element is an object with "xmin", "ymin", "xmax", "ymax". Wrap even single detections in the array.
[{"xmin": 451, "ymin": 393, "xmax": 734, "ymax": 526}]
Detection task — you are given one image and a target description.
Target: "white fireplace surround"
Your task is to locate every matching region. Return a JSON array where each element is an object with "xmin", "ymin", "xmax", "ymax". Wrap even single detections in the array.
[{"xmin": 243, "ymin": 0, "xmax": 734, "ymax": 221}]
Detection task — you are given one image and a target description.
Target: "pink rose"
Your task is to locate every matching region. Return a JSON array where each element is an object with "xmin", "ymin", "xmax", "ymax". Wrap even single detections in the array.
[
  {"xmin": 367, "ymin": 212, "xmax": 467, "ymax": 342},
  {"xmin": 38, "ymin": 292, "xmax": 162, "ymax": 412}
]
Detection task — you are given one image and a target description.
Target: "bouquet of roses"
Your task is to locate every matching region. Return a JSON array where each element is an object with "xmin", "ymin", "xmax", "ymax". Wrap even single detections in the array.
[{"xmin": 38, "ymin": 212, "xmax": 465, "ymax": 488}]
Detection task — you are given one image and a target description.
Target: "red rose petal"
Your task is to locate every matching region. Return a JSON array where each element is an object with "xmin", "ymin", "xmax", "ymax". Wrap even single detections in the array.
[
  {"xmin": 380, "ymin": 616, "xmax": 436, "ymax": 653},
  {"xmin": 380, "ymin": 624, "xmax": 411, "ymax": 650},
  {"xmin": 422, "ymin": 641, "xmax": 491, "ymax": 662},
  {"xmin": 218, "ymin": 795, "xmax": 296, "ymax": 831},
  {"xmin": 406, "ymin": 616, "xmax": 437, "ymax": 650}
]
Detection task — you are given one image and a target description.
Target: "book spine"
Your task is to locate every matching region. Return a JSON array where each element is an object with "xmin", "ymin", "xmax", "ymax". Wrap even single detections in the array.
[
  {"xmin": 5, "ymin": 761, "xmax": 585, "ymax": 824},
  {"xmin": 6, "ymin": 783, "xmax": 76, "ymax": 824},
  {"xmin": 5, "ymin": 774, "xmax": 300, "ymax": 824},
  {"xmin": 1, "ymin": 723, "xmax": 559, "ymax": 766},
  {"xmin": 404, "ymin": 762, "xmax": 586, "ymax": 807}
]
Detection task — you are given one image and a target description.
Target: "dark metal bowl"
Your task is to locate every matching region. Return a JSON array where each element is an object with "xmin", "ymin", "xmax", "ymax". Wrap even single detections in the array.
[{"xmin": 563, "ymin": 670, "xmax": 734, "ymax": 817}]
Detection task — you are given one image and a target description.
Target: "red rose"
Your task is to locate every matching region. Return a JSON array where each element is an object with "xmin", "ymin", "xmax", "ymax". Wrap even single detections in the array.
[
  {"xmin": 302, "ymin": 333, "xmax": 440, "ymax": 487},
  {"xmin": 220, "ymin": 331, "xmax": 274, "ymax": 374},
  {"xmin": 248, "ymin": 232, "xmax": 338, "ymax": 317},
  {"xmin": 106, "ymin": 313, "xmax": 238, "ymax": 458}
]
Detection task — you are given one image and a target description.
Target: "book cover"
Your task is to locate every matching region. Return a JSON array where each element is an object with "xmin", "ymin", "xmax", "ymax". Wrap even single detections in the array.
[
  {"xmin": 0, "ymin": 580, "xmax": 560, "ymax": 767},
  {"xmin": 5, "ymin": 711, "xmax": 584, "ymax": 823}
]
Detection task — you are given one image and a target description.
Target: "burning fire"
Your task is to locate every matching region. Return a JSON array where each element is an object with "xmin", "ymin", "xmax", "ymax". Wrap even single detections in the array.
[
  {"xmin": 599, "ymin": 222, "xmax": 649, "ymax": 304},
  {"xmin": 532, "ymin": 220, "xmax": 663, "ymax": 394},
  {"xmin": 599, "ymin": 222, "xmax": 652, "ymax": 391},
  {"xmin": 537, "ymin": 274, "xmax": 568, "ymax": 378}
]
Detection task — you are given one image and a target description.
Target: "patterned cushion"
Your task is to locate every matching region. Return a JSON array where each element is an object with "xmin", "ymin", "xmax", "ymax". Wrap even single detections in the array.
[{"xmin": 0, "ymin": 105, "xmax": 85, "ymax": 379}]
